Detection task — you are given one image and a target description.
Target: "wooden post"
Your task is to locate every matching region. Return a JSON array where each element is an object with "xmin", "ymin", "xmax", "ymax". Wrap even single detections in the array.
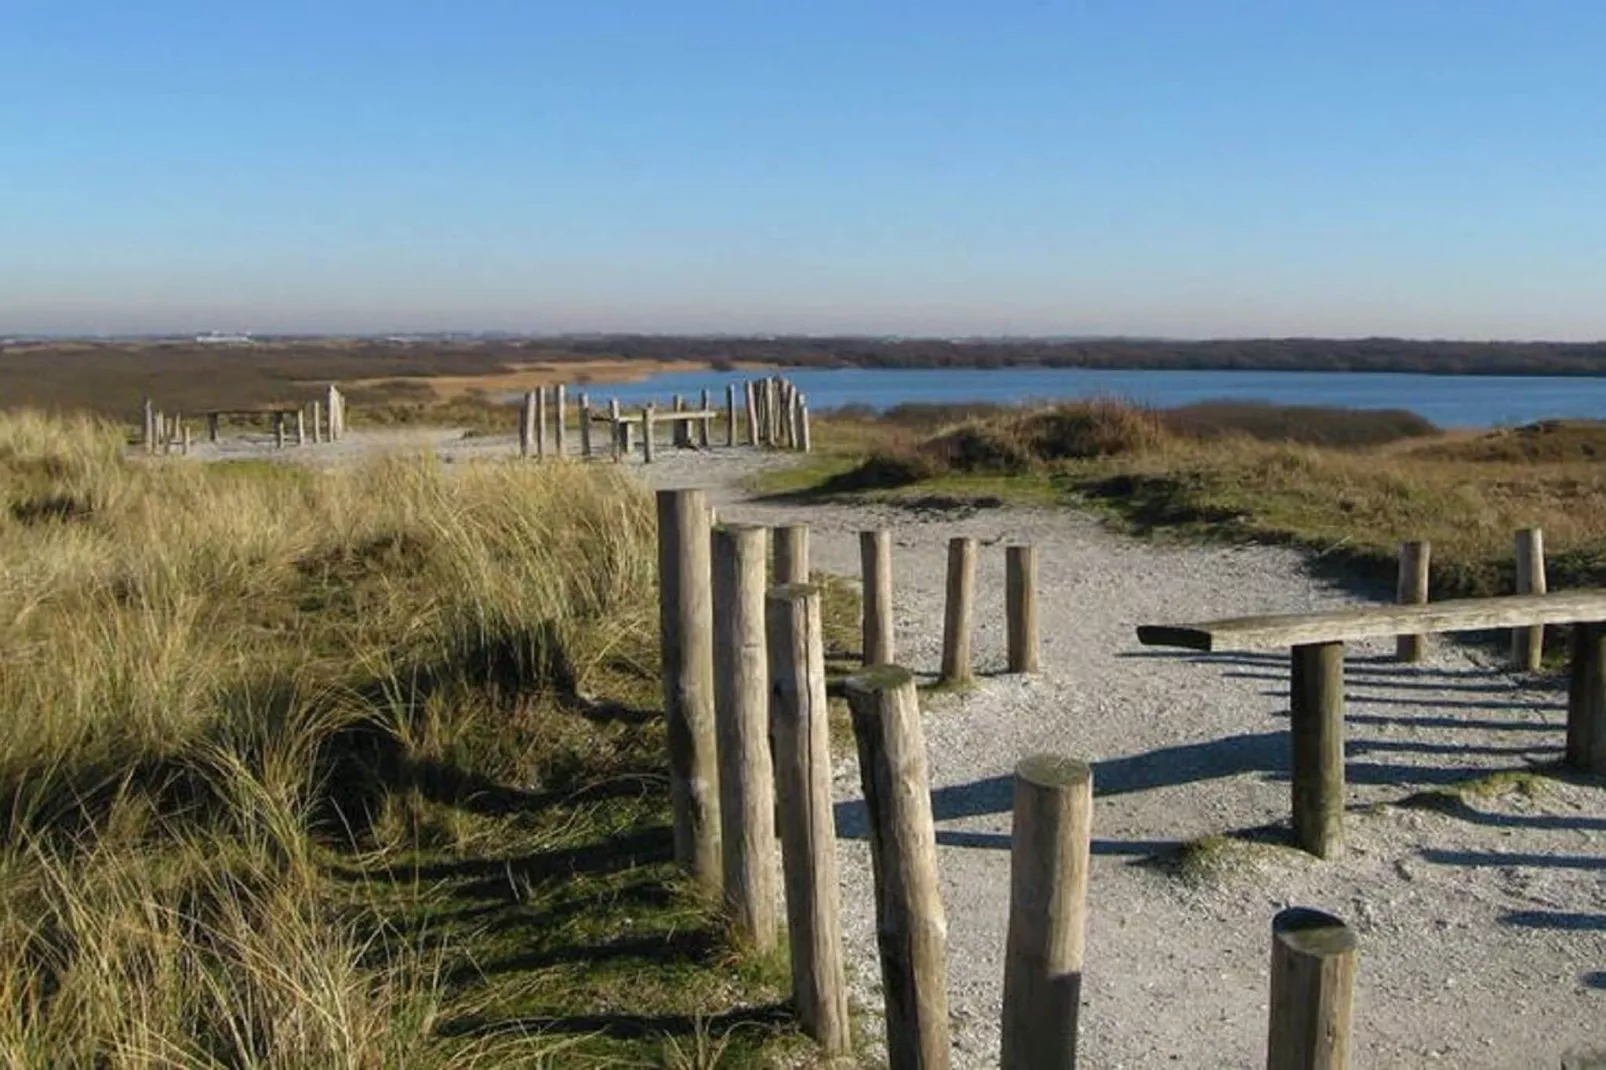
[
  {"xmin": 609, "ymin": 398, "xmax": 622, "ymax": 462},
  {"xmin": 207, "ymin": 412, "xmax": 220, "ymax": 444},
  {"xmin": 1290, "ymin": 642, "xmax": 1346, "ymax": 859},
  {"xmin": 578, "ymin": 392, "xmax": 592, "ymax": 458},
  {"xmin": 1006, "ymin": 545, "xmax": 1041, "ymax": 673},
  {"xmin": 311, "ymin": 401, "xmax": 322, "ymax": 444},
  {"xmin": 155, "ymin": 411, "xmax": 165, "ymax": 450},
  {"xmin": 845, "ymin": 665, "xmax": 950, "ymax": 1070},
  {"xmin": 699, "ymin": 388, "xmax": 711, "ymax": 448},
  {"xmin": 767, "ymin": 584, "xmax": 852, "ymax": 1055},
  {"xmin": 326, "ymin": 385, "xmax": 340, "ymax": 441},
  {"xmin": 143, "ymin": 399, "xmax": 156, "ymax": 453},
  {"xmin": 1001, "ymin": 754, "xmax": 1093, "ymax": 1070},
  {"xmin": 520, "ymin": 391, "xmax": 536, "ymax": 458},
  {"xmin": 656, "ymin": 489, "xmax": 720, "ymax": 889},
  {"xmin": 274, "ymin": 412, "xmax": 285, "ymax": 449},
  {"xmin": 554, "ymin": 384, "xmax": 568, "ymax": 458},
  {"xmin": 1514, "ymin": 527, "xmax": 1547, "ymax": 672},
  {"xmin": 726, "ymin": 382, "xmax": 737, "ymax": 447},
  {"xmin": 768, "ymin": 379, "xmax": 782, "ymax": 447},
  {"xmin": 672, "ymin": 394, "xmax": 687, "ymax": 448},
  {"xmin": 1394, "ymin": 541, "xmax": 1430, "ymax": 663},
  {"xmin": 860, "ymin": 530, "xmax": 895, "ymax": 666},
  {"xmin": 295, "ymin": 408, "xmax": 307, "ymax": 447},
  {"xmin": 940, "ymin": 537, "xmax": 977, "ymax": 686},
  {"xmin": 536, "ymin": 387, "xmax": 549, "ymax": 459},
  {"xmin": 800, "ymin": 396, "xmax": 812, "ymax": 453},
  {"xmin": 642, "ymin": 404, "xmax": 656, "ymax": 463},
  {"xmin": 1567, "ymin": 622, "xmax": 1606, "ymax": 773},
  {"xmin": 773, "ymin": 524, "xmax": 810, "ymax": 584},
  {"xmin": 745, "ymin": 380, "xmax": 759, "ymax": 446},
  {"xmin": 181, "ymin": 424, "xmax": 191, "ymax": 456},
  {"xmin": 1266, "ymin": 907, "xmax": 1357, "ymax": 1070},
  {"xmin": 712, "ymin": 525, "xmax": 777, "ymax": 951},
  {"xmin": 779, "ymin": 380, "xmax": 794, "ymax": 449}
]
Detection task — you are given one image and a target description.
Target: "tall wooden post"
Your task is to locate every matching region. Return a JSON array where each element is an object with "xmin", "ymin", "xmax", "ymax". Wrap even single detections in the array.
[
  {"xmin": 1394, "ymin": 541, "xmax": 1430, "ymax": 663},
  {"xmin": 1290, "ymin": 642, "xmax": 1346, "ymax": 859},
  {"xmin": 767, "ymin": 584, "xmax": 851, "ymax": 1055},
  {"xmin": 745, "ymin": 380, "xmax": 759, "ymax": 446},
  {"xmin": 699, "ymin": 388, "xmax": 712, "ymax": 448},
  {"xmin": 535, "ymin": 387, "xmax": 549, "ymax": 459},
  {"xmin": 578, "ymin": 392, "xmax": 592, "ymax": 458},
  {"xmin": 554, "ymin": 384, "xmax": 568, "ymax": 458},
  {"xmin": 846, "ymin": 666, "xmax": 951, "ymax": 1070},
  {"xmin": 712, "ymin": 525, "xmax": 776, "ymax": 950},
  {"xmin": 326, "ymin": 385, "xmax": 341, "ymax": 441},
  {"xmin": 643, "ymin": 404, "xmax": 656, "ymax": 463},
  {"xmin": 672, "ymin": 394, "xmax": 687, "ymax": 449},
  {"xmin": 656, "ymin": 489, "xmax": 720, "ymax": 889},
  {"xmin": 295, "ymin": 408, "xmax": 307, "ymax": 447},
  {"xmin": 940, "ymin": 537, "xmax": 977, "ymax": 686},
  {"xmin": 609, "ymin": 398, "xmax": 622, "ymax": 462},
  {"xmin": 1514, "ymin": 527, "xmax": 1547, "ymax": 671},
  {"xmin": 799, "ymin": 396, "xmax": 812, "ymax": 453},
  {"xmin": 1567, "ymin": 622, "xmax": 1606, "ymax": 773},
  {"xmin": 207, "ymin": 412, "xmax": 220, "ymax": 444},
  {"xmin": 726, "ymin": 382, "xmax": 738, "ymax": 447},
  {"xmin": 311, "ymin": 401, "xmax": 323, "ymax": 444},
  {"xmin": 519, "ymin": 391, "xmax": 536, "ymax": 458},
  {"xmin": 142, "ymin": 398, "xmax": 156, "ymax": 453},
  {"xmin": 767, "ymin": 379, "xmax": 782, "ymax": 447},
  {"xmin": 1006, "ymin": 545, "xmax": 1041, "ymax": 673},
  {"xmin": 1001, "ymin": 754, "xmax": 1093, "ymax": 1070},
  {"xmin": 774, "ymin": 524, "xmax": 810, "ymax": 585},
  {"xmin": 181, "ymin": 424, "xmax": 191, "ymax": 456},
  {"xmin": 860, "ymin": 530, "xmax": 894, "ymax": 666},
  {"xmin": 273, "ymin": 412, "xmax": 285, "ymax": 449},
  {"xmin": 1266, "ymin": 907, "xmax": 1357, "ymax": 1070}
]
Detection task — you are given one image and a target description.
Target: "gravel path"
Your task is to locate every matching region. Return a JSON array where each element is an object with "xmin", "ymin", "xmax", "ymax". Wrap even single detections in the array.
[{"xmin": 196, "ymin": 433, "xmax": 1606, "ymax": 1067}]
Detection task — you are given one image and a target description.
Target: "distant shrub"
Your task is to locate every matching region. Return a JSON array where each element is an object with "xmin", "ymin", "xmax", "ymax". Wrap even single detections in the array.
[
  {"xmin": 1411, "ymin": 420, "xmax": 1606, "ymax": 464},
  {"xmin": 1161, "ymin": 401, "xmax": 1437, "ymax": 448},
  {"xmin": 1024, "ymin": 399, "xmax": 1168, "ymax": 460}
]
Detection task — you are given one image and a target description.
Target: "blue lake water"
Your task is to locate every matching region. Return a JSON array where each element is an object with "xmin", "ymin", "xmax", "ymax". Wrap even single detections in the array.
[{"xmin": 572, "ymin": 367, "xmax": 1606, "ymax": 429}]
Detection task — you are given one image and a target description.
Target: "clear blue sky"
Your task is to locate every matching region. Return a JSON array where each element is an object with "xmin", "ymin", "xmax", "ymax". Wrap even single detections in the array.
[{"xmin": 5, "ymin": 1, "xmax": 1605, "ymax": 338}]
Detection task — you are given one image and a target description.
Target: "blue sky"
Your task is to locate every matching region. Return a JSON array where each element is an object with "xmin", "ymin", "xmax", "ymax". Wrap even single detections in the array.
[{"xmin": 4, "ymin": 1, "xmax": 1605, "ymax": 338}]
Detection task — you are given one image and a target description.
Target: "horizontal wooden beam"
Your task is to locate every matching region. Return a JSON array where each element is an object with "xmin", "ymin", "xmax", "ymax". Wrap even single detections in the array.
[
  {"xmin": 611, "ymin": 410, "xmax": 719, "ymax": 425},
  {"xmin": 1139, "ymin": 589, "xmax": 1606, "ymax": 653}
]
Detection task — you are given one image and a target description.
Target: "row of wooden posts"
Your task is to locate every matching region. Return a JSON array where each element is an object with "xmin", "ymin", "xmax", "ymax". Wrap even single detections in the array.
[
  {"xmin": 655, "ymin": 488, "xmax": 1356, "ymax": 1068},
  {"xmin": 1394, "ymin": 526, "xmax": 1549, "ymax": 669},
  {"xmin": 141, "ymin": 386, "xmax": 348, "ymax": 454},
  {"xmin": 517, "ymin": 376, "xmax": 811, "ymax": 463}
]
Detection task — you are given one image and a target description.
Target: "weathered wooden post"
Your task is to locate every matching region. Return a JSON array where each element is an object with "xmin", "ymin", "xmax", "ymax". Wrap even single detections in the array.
[
  {"xmin": 554, "ymin": 384, "xmax": 568, "ymax": 458},
  {"xmin": 860, "ymin": 530, "xmax": 895, "ymax": 665},
  {"xmin": 1001, "ymin": 754, "xmax": 1093, "ymax": 1070},
  {"xmin": 181, "ymin": 424, "xmax": 191, "ymax": 456},
  {"xmin": 609, "ymin": 398, "xmax": 622, "ymax": 462},
  {"xmin": 672, "ymin": 394, "xmax": 687, "ymax": 449},
  {"xmin": 535, "ymin": 387, "xmax": 549, "ymax": 459},
  {"xmin": 767, "ymin": 583, "xmax": 852, "ymax": 1055},
  {"xmin": 1266, "ymin": 907, "xmax": 1357, "ymax": 1070},
  {"xmin": 699, "ymin": 388, "xmax": 711, "ymax": 448},
  {"xmin": 656, "ymin": 489, "xmax": 720, "ymax": 889},
  {"xmin": 273, "ymin": 412, "xmax": 285, "ymax": 449},
  {"xmin": 311, "ymin": 401, "xmax": 323, "ymax": 444},
  {"xmin": 778, "ymin": 380, "xmax": 794, "ymax": 449},
  {"xmin": 642, "ymin": 404, "xmax": 656, "ymax": 463},
  {"xmin": 207, "ymin": 412, "xmax": 220, "ymax": 444},
  {"xmin": 519, "ymin": 391, "xmax": 536, "ymax": 458},
  {"xmin": 745, "ymin": 379, "xmax": 759, "ymax": 446},
  {"xmin": 578, "ymin": 392, "xmax": 592, "ymax": 458},
  {"xmin": 773, "ymin": 523, "xmax": 810, "ymax": 584},
  {"xmin": 154, "ymin": 410, "xmax": 165, "ymax": 451},
  {"xmin": 143, "ymin": 399, "xmax": 156, "ymax": 454},
  {"xmin": 799, "ymin": 395, "xmax": 812, "ymax": 452},
  {"xmin": 725, "ymin": 382, "xmax": 738, "ymax": 447},
  {"xmin": 1291, "ymin": 642, "xmax": 1346, "ymax": 858},
  {"xmin": 767, "ymin": 378, "xmax": 782, "ymax": 447},
  {"xmin": 846, "ymin": 665, "xmax": 951, "ymax": 1070},
  {"xmin": 1006, "ymin": 545, "xmax": 1041, "ymax": 673},
  {"xmin": 1567, "ymin": 623, "xmax": 1606, "ymax": 773},
  {"xmin": 295, "ymin": 408, "xmax": 307, "ymax": 447},
  {"xmin": 326, "ymin": 385, "xmax": 341, "ymax": 442},
  {"xmin": 1395, "ymin": 540, "xmax": 1430, "ymax": 663},
  {"xmin": 712, "ymin": 525, "xmax": 777, "ymax": 951},
  {"xmin": 940, "ymin": 536, "xmax": 977, "ymax": 686},
  {"xmin": 1514, "ymin": 527, "xmax": 1547, "ymax": 671}
]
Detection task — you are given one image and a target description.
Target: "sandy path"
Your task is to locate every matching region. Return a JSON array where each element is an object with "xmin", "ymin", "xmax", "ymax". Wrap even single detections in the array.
[{"xmin": 189, "ymin": 432, "xmax": 1606, "ymax": 1067}]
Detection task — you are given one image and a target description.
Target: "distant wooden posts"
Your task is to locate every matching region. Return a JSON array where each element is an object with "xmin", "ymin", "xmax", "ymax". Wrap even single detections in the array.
[
  {"xmin": 744, "ymin": 380, "xmax": 759, "ymax": 446},
  {"xmin": 578, "ymin": 392, "xmax": 593, "ymax": 458},
  {"xmin": 672, "ymin": 394, "xmax": 688, "ymax": 449},
  {"xmin": 311, "ymin": 401, "xmax": 323, "ymax": 444},
  {"xmin": 295, "ymin": 409, "xmax": 307, "ymax": 447},
  {"xmin": 554, "ymin": 384, "xmax": 568, "ymax": 458},
  {"xmin": 799, "ymin": 396, "xmax": 812, "ymax": 452},
  {"xmin": 180, "ymin": 423, "xmax": 191, "ymax": 456},
  {"xmin": 656, "ymin": 489, "xmax": 720, "ymax": 889},
  {"xmin": 207, "ymin": 412, "xmax": 220, "ymax": 444},
  {"xmin": 860, "ymin": 530, "xmax": 895, "ymax": 666},
  {"xmin": 726, "ymin": 383, "xmax": 738, "ymax": 447},
  {"xmin": 142, "ymin": 399, "xmax": 156, "ymax": 454},
  {"xmin": 767, "ymin": 583, "xmax": 851, "ymax": 1055},
  {"xmin": 1290, "ymin": 641, "xmax": 1346, "ymax": 859},
  {"xmin": 519, "ymin": 391, "xmax": 536, "ymax": 458},
  {"xmin": 699, "ymin": 388, "xmax": 711, "ymax": 448},
  {"xmin": 536, "ymin": 387, "xmax": 549, "ymax": 459},
  {"xmin": 1266, "ymin": 908, "xmax": 1357, "ymax": 1070},
  {"xmin": 940, "ymin": 536, "xmax": 977, "ymax": 686},
  {"xmin": 1006, "ymin": 545, "xmax": 1040, "ymax": 673},
  {"xmin": 609, "ymin": 398, "xmax": 623, "ymax": 462},
  {"xmin": 712, "ymin": 525, "xmax": 776, "ymax": 950},
  {"xmin": 642, "ymin": 404, "xmax": 656, "ymax": 463},
  {"xmin": 1394, "ymin": 540, "xmax": 1431, "ymax": 663},
  {"xmin": 846, "ymin": 665, "xmax": 950, "ymax": 1070},
  {"xmin": 1514, "ymin": 527, "xmax": 1547, "ymax": 671},
  {"xmin": 1001, "ymin": 754, "xmax": 1092, "ymax": 1070},
  {"xmin": 273, "ymin": 412, "xmax": 286, "ymax": 450},
  {"xmin": 773, "ymin": 524, "xmax": 810, "ymax": 585},
  {"xmin": 326, "ymin": 384, "xmax": 344, "ymax": 441}
]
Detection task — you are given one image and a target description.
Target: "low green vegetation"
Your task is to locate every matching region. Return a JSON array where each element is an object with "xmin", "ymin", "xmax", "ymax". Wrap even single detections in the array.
[{"xmin": 0, "ymin": 411, "xmax": 847, "ymax": 1068}]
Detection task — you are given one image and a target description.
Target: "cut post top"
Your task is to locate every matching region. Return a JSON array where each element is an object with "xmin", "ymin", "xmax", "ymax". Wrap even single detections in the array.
[
  {"xmin": 1272, "ymin": 906, "xmax": 1357, "ymax": 957},
  {"xmin": 1015, "ymin": 753, "xmax": 1092, "ymax": 790}
]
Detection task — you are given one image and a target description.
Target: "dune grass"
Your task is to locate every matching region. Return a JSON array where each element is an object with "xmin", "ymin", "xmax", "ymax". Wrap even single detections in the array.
[{"xmin": 0, "ymin": 411, "xmax": 828, "ymax": 1068}]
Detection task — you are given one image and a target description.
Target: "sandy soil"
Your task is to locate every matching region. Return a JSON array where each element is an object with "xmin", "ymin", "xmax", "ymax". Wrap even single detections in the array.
[{"xmin": 174, "ymin": 430, "xmax": 1606, "ymax": 1068}]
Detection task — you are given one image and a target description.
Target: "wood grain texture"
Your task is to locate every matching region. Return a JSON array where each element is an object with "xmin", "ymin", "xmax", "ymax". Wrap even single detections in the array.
[{"xmin": 1266, "ymin": 907, "xmax": 1357, "ymax": 1070}]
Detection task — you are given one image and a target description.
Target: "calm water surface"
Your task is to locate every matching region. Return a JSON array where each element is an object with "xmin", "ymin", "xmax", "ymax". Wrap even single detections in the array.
[{"xmin": 573, "ymin": 368, "xmax": 1606, "ymax": 429}]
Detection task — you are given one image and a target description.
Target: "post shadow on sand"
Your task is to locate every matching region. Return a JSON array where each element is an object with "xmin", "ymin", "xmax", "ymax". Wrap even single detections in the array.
[{"xmin": 1116, "ymin": 648, "xmax": 1515, "ymax": 679}]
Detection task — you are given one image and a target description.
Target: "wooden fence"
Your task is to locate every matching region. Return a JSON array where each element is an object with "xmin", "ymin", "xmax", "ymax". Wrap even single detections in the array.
[
  {"xmin": 653, "ymin": 493, "xmax": 1360, "ymax": 1067},
  {"xmin": 139, "ymin": 386, "xmax": 347, "ymax": 455}
]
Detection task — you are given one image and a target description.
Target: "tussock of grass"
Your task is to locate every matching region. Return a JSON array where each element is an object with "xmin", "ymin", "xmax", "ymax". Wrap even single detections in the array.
[{"xmin": 0, "ymin": 410, "xmax": 812, "ymax": 1067}]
